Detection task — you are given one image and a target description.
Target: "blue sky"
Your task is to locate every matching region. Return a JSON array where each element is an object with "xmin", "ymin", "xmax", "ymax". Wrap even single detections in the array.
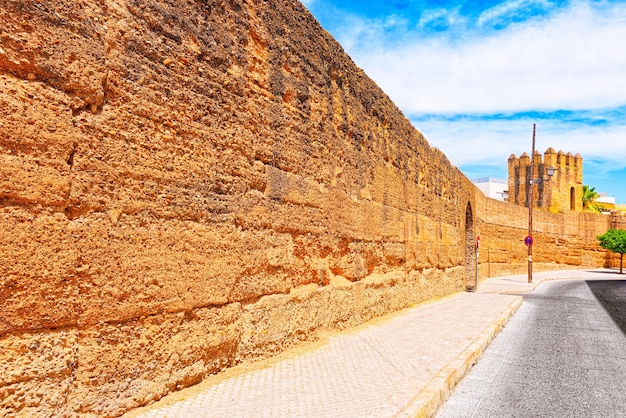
[{"xmin": 301, "ymin": 0, "xmax": 626, "ymax": 202}]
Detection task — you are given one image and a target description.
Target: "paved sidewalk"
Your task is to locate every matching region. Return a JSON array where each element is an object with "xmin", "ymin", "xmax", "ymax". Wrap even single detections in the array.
[{"xmin": 124, "ymin": 268, "xmax": 618, "ymax": 418}]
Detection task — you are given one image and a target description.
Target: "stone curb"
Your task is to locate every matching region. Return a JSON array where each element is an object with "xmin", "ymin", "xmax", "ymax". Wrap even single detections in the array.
[{"xmin": 400, "ymin": 295, "xmax": 523, "ymax": 418}]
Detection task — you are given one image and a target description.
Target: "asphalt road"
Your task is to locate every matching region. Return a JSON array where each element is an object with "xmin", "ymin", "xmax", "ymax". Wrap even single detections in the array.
[{"xmin": 436, "ymin": 277, "xmax": 626, "ymax": 418}]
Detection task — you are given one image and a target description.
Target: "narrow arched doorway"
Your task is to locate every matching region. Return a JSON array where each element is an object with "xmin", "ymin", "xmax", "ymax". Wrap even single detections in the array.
[
  {"xmin": 570, "ymin": 187, "xmax": 576, "ymax": 211},
  {"xmin": 465, "ymin": 203, "xmax": 476, "ymax": 291}
]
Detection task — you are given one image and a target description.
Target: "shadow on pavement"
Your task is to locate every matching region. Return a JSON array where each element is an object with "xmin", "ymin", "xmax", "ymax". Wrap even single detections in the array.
[{"xmin": 586, "ymin": 280, "xmax": 626, "ymax": 335}]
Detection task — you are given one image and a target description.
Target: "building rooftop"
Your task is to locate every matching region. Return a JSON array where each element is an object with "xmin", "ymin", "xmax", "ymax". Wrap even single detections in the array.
[{"xmin": 471, "ymin": 177, "xmax": 508, "ymax": 184}]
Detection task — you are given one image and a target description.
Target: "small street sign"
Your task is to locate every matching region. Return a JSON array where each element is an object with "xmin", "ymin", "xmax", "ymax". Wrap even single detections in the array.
[{"xmin": 524, "ymin": 236, "xmax": 533, "ymax": 246}]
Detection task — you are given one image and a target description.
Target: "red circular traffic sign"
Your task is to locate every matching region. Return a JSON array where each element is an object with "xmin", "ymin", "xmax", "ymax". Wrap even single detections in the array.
[{"xmin": 524, "ymin": 236, "xmax": 533, "ymax": 246}]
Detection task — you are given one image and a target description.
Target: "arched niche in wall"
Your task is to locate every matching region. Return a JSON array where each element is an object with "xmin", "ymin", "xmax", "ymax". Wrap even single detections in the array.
[{"xmin": 465, "ymin": 202, "xmax": 476, "ymax": 291}]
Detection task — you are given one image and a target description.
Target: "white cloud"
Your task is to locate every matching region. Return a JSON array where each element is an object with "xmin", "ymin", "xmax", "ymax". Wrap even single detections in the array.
[
  {"xmin": 418, "ymin": 7, "xmax": 463, "ymax": 30},
  {"xmin": 477, "ymin": 0, "xmax": 554, "ymax": 27},
  {"xmin": 346, "ymin": 1, "xmax": 626, "ymax": 114},
  {"xmin": 414, "ymin": 116, "xmax": 626, "ymax": 173},
  {"xmin": 319, "ymin": 0, "xmax": 626, "ymax": 197}
]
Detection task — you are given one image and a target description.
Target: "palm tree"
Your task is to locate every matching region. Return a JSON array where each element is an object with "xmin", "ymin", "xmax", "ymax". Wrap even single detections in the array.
[{"xmin": 582, "ymin": 185, "xmax": 604, "ymax": 212}]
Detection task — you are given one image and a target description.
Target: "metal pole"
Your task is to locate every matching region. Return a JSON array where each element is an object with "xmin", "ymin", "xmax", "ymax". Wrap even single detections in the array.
[{"xmin": 528, "ymin": 124, "xmax": 535, "ymax": 284}]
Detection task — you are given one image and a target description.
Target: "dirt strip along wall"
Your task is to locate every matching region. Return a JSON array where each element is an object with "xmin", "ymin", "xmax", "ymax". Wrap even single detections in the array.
[
  {"xmin": 476, "ymin": 194, "xmax": 622, "ymax": 279},
  {"xmin": 0, "ymin": 0, "xmax": 480, "ymax": 416}
]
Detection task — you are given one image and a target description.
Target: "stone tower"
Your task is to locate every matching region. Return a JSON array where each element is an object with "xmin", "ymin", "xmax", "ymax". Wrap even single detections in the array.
[{"xmin": 508, "ymin": 148, "xmax": 583, "ymax": 213}]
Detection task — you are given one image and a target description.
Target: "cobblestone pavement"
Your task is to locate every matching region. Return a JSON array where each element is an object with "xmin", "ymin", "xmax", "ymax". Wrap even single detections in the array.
[{"xmin": 124, "ymin": 269, "xmax": 616, "ymax": 418}]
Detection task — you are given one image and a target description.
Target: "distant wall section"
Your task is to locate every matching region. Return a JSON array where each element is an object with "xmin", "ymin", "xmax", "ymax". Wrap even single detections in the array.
[{"xmin": 476, "ymin": 193, "xmax": 616, "ymax": 278}]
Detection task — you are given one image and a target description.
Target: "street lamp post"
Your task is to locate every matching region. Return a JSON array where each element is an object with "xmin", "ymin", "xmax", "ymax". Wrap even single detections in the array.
[{"xmin": 527, "ymin": 123, "xmax": 557, "ymax": 283}]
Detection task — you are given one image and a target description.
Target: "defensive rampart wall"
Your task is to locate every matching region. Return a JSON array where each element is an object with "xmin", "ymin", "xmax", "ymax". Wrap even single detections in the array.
[
  {"xmin": 0, "ymin": 0, "xmax": 620, "ymax": 416},
  {"xmin": 476, "ymin": 195, "xmax": 617, "ymax": 278}
]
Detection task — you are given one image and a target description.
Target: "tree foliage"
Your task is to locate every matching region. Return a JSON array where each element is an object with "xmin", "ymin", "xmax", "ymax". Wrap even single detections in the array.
[
  {"xmin": 582, "ymin": 185, "xmax": 604, "ymax": 213},
  {"xmin": 597, "ymin": 229, "xmax": 626, "ymax": 273}
]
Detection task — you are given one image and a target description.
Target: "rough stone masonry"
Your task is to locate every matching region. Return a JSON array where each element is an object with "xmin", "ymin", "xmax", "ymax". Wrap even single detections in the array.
[{"xmin": 0, "ymin": 0, "xmax": 619, "ymax": 416}]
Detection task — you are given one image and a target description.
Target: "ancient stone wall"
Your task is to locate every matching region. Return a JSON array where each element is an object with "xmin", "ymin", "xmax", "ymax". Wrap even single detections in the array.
[
  {"xmin": 1, "ymin": 0, "xmax": 476, "ymax": 416},
  {"xmin": 0, "ymin": 0, "xmax": 616, "ymax": 416},
  {"xmin": 476, "ymin": 194, "xmax": 612, "ymax": 278},
  {"xmin": 610, "ymin": 212, "xmax": 626, "ymax": 230}
]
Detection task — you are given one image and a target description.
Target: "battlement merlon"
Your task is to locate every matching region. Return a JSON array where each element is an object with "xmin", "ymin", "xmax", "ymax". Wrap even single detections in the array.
[
  {"xmin": 509, "ymin": 148, "xmax": 582, "ymax": 175},
  {"xmin": 544, "ymin": 147, "xmax": 557, "ymax": 168},
  {"xmin": 575, "ymin": 153, "xmax": 583, "ymax": 183}
]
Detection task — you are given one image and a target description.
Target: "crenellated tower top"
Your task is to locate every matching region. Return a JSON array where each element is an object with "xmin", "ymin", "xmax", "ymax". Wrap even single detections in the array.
[{"xmin": 508, "ymin": 148, "xmax": 583, "ymax": 213}]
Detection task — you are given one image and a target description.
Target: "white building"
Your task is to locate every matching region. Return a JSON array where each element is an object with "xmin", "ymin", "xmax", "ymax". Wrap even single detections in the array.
[
  {"xmin": 472, "ymin": 177, "xmax": 509, "ymax": 202},
  {"xmin": 596, "ymin": 192, "xmax": 616, "ymax": 206}
]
